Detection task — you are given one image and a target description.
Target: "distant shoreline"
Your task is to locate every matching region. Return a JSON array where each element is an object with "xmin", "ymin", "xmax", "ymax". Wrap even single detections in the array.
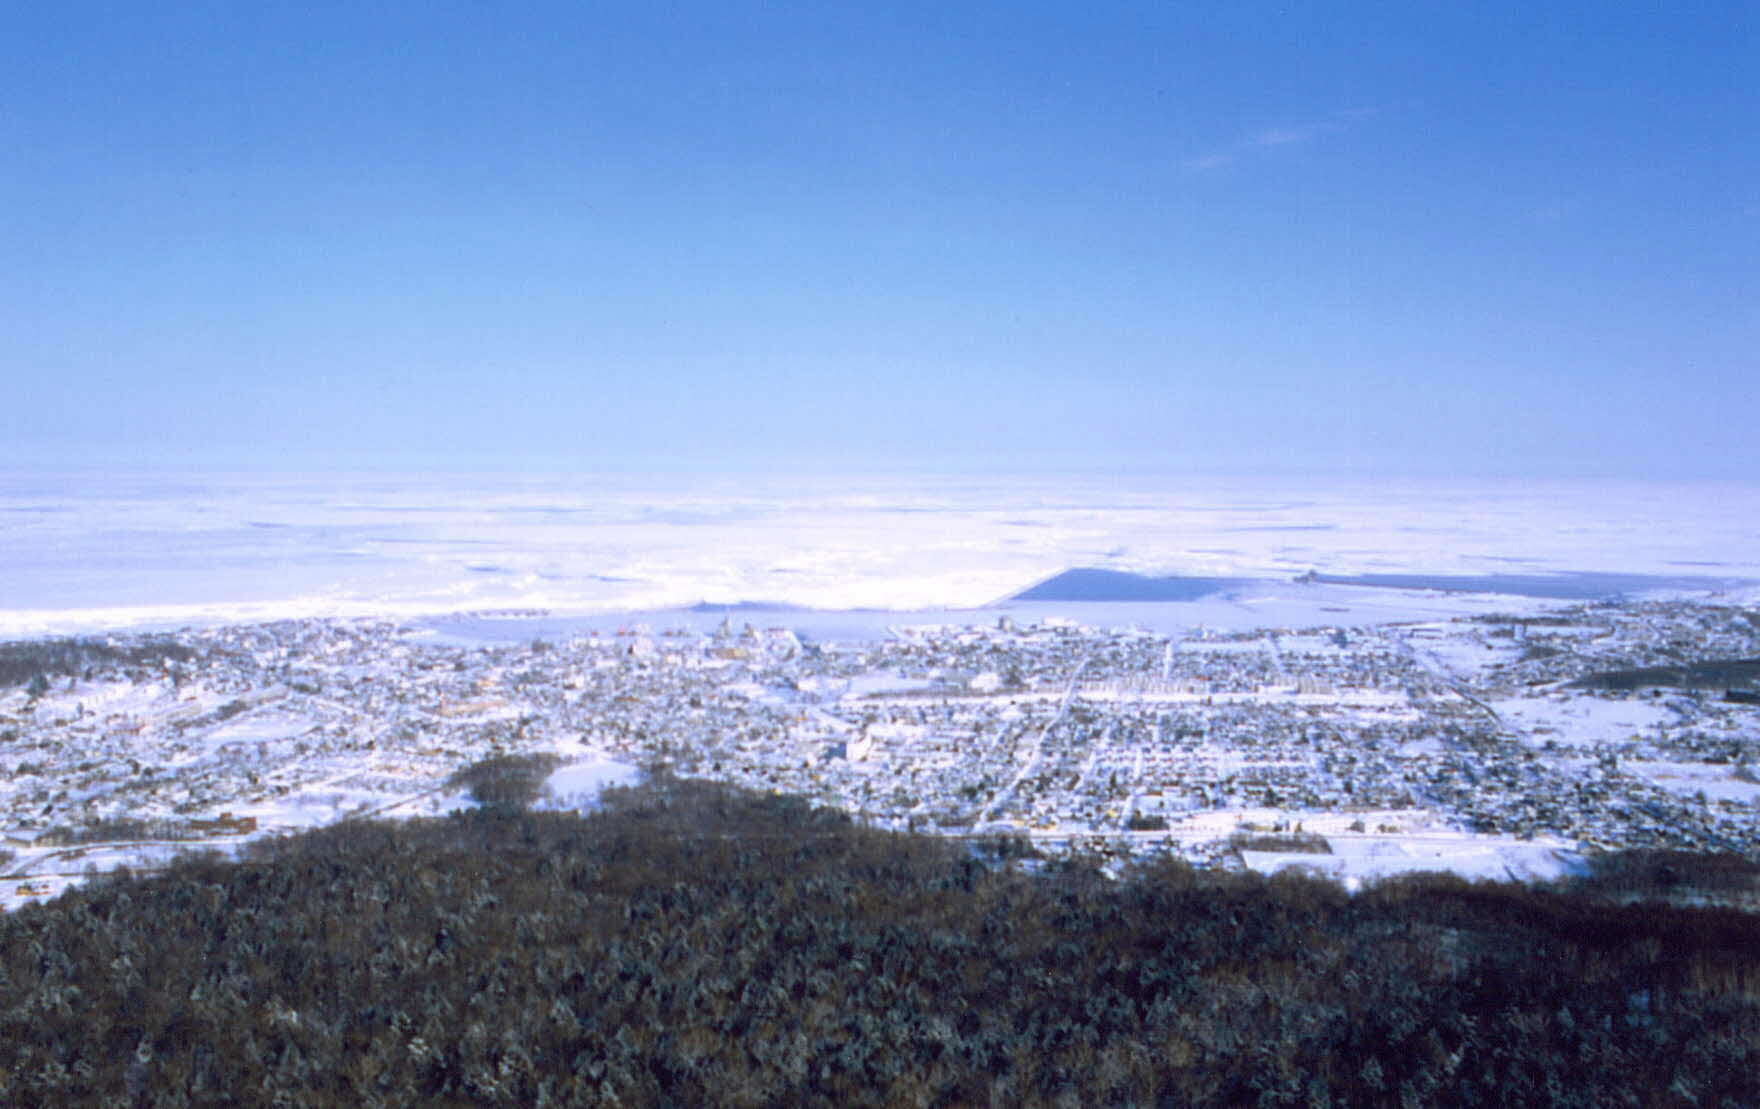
[
  {"xmin": 415, "ymin": 569, "xmax": 1757, "ymax": 647},
  {"xmin": 2, "ymin": 566, "xmax": 1754, "ymax": 645}
]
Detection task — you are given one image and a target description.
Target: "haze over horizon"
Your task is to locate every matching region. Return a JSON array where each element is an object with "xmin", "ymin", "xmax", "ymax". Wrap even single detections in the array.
[{"xmin": 4, "ymin": 3, "xmax": 1754, "ymax": 479}]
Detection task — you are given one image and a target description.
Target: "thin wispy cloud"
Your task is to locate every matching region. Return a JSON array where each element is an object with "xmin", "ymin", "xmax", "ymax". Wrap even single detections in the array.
[
  {"xmin": 1251, "ymin": 125, "xmax": 1322, "ymax": 148},
  {"xmin": 1187, "ymin": 108, "xmax": 1377, "ymax": 171},
  {"xmin": 1185, "ymin": 152, "xmax": 1234, "ymax": 171}
]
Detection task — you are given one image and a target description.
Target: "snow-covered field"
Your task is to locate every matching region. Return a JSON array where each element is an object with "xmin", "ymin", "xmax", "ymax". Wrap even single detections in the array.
[
  {"xmin": 535, "ymin": 759, "xmax": 643, "ymax": 812},
  {"xmin": 1492, "ymin": 695, "xmax": 1676, "ymax": 747},
  {"xmin": 1624, "ymin": 761, "xmax": 1760, "ymax": 805}
]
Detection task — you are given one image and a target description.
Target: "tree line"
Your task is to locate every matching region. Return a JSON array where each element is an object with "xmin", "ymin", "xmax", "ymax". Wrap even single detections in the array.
[{"xmin": 0, "ymin": 774, "xmax": 1756, "ymax": 1106}]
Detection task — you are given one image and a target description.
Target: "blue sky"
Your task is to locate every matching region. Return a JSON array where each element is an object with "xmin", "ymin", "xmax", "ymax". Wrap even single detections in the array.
[{"xmin": 3, "ymin": 2, "xmax": 1754, "ymax": 476}]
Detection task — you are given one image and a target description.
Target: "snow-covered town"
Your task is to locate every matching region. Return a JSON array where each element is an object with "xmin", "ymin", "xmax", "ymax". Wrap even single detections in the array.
[{"xmin": 3, "ymin": 595, "xmax": 1759, "ymax": 906}]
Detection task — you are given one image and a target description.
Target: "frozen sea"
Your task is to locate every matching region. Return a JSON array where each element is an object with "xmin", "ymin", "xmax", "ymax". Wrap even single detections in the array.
[{"xmin": 2, "ymin": 469, "xmax": 1757, "ymax": 639}]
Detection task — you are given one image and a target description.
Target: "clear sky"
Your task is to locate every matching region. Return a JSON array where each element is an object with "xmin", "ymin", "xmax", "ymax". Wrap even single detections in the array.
[{"xmin": 3, "ymin": 2, "xmax": 1754, "ymax": 477}]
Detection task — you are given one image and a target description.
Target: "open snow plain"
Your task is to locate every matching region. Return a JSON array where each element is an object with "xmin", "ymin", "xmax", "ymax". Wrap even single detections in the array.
[
  {"xmin": 3, "ymin": 470, "xmax": 1757, "ymax": 636},
  {"xmin": 2, "ymin": 470, "xmax": 1759, "ymax": 907}
]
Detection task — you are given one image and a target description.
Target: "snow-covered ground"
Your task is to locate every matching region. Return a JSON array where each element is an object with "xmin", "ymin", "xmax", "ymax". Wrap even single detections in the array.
[
  {"xmin": 1240, "ymin": 836, "xmax": 1585, "ymax": 887},
  {"xmin": 535, "ymin": 758, "xmax": 643, "ymax": 812},
  {"xmin": 1624, "ymin": 761, "xmax": 1760, "ymax": 805},
  {"xmin": 1492, "ymin": 695, "xmax": 1676, "ymax": 747}
]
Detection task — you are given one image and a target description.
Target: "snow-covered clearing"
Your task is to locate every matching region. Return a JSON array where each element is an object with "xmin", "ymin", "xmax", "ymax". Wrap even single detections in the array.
[
  {"xmin": 1240, "ymin": 835, "xmax": 1583, "ymax": 887},
  {"xmin": 1493, "ymin": 695, "xmax": 1675, "ymax": 747},
  {"xmin": 1624, "ymin": 761, "xmax": 1760, "ymax": 805},
  {"xmin": 535, "ymin": 758, "xmax": 642, "ymax": 812}
]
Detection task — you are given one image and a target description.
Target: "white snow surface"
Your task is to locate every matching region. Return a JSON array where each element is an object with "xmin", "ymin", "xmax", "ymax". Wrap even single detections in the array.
[
  {"xmin": 2, "ymin": 470, "xmax": 1756, "ymax": 636},
  {"xmin": 1492, "ymin": 695, "xmax": 1676, "ymax": 747},
  {"xmin": 1624, "ymin": 761, "xmax": 1760, "ymax": 805},
  {"xmin": 534, "ymin": 758, "xmax": 643, "ymax": 812},
  {"xmin": 1242, "ymin": 835, "xmax": 1585, "ymax": 886}
]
